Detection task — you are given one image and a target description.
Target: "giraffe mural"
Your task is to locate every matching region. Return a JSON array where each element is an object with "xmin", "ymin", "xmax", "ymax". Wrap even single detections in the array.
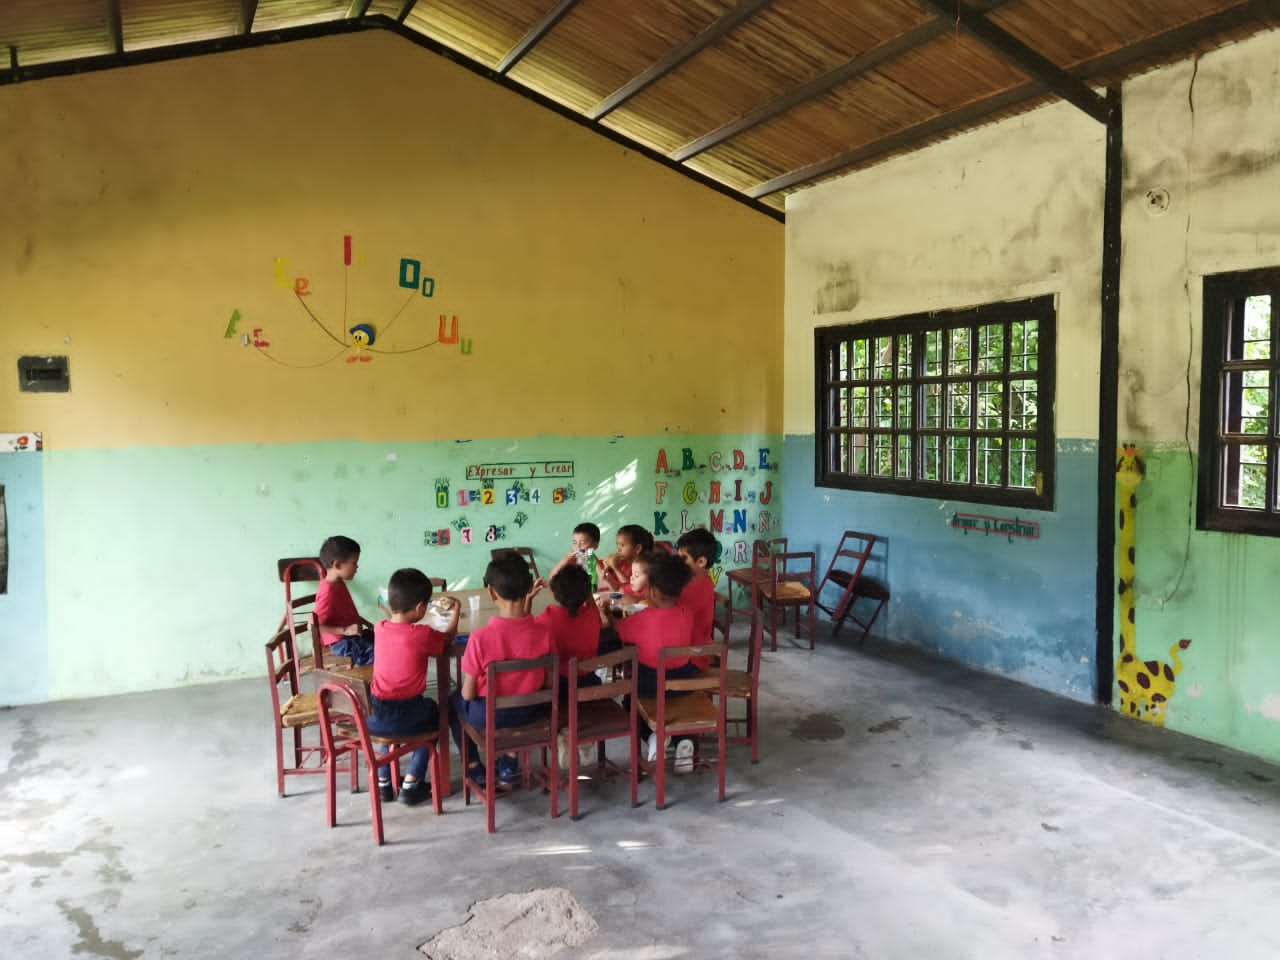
[{"xmin": 1114, "ymin": 444, "xmax": 1193, "ymax": 725}]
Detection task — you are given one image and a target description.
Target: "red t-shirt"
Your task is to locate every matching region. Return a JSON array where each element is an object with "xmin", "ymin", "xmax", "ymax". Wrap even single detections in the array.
[
  {"xmin": 603, "ymin": 557, "xmax": 633, "ymax": 591},
  {"xmin": 535, "ymin": 604, "xmax": 601, "ymax": 676},
  {"xmin": 679, "ymin": 573, "xmax": 716, "ymax": 645},
  {"xmin": 315, "ymin": 578, "xmax": 360, "ymax": 646},
  {"xmin": 617, "ymin": 605, "xmax": 695, "ymax": 670},
  {"xmin": 461, "ymin": 615, "xmax": 551, "ymax": 699},
  {"xmin": 371, "ymin": 620, "xmax": 448, "ymax": 700}
]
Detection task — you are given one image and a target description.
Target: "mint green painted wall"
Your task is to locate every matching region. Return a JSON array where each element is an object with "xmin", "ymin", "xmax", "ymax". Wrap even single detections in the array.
[
  {"xmin": 37, "ymin": 433, "xmax": 779, "ymax": 703},
  {"xmin": 1123, "ymin": 445, "xmax": 1280, "ymax": 764}
]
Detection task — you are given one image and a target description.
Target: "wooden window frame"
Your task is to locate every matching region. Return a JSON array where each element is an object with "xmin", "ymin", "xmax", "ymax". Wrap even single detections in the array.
[
  {"xmin": 814, "ymin": 296, "xmax": 1056, "ymax": 510},
  {"xmin": 1198, "ymin": 267, "xmax": 1280, "ymax": 536}
]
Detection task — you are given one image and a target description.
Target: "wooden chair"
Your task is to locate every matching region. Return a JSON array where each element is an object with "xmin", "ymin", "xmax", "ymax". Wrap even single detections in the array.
[
  {"xmin": 814, "ymin": 531, "xmax": 889, "ymax": 644},
  {"xmin": 491, "ymin": 547, "xmax": 540, "ymax": 580},
  {"xmin": 752, "ymin": 550, "xmax": 817, "ymax": 651},
  {"xmin": 653, "ymin": 540, "xmax": 675, "ymax": 554},
  {"xmin": 265, "ymin": 622, "xmax": 356, "ymax": 797},
  {"xmin": 314, "ymin": 675, "xmax": 443, "ymax": 846},
  {"xmin": 636, "ymin": 641, "xmax": 728, "ymax": 810},
  {"xmin": 460, "ymin": 656, "xmax": 560, "ymax": 833},
  {"xmin": 561, "ymin": 647, "xmax": 639, "ymax": 820},
  {"xmin": 723, "ymin": 538, "xmax": 786, "ymax": 634},
  {"xmin": 278, "ymin": 557, "xmax": 326, "ymax": 669},
  {"xmin": 710, "ymin": 620, "xmax": 764, "ymax": 763}
]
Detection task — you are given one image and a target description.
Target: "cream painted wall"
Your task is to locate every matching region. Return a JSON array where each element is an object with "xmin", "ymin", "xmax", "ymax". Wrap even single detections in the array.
[
  {"xmin": 1120, "ymin": 28, "xmax": 1280, "ymax": 443},
  {"xmin": 784, "ymin": 100, "xmax": 1106, "ymax": 441}
]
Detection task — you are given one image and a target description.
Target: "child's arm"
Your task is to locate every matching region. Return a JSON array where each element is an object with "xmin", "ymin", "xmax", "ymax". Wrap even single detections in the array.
[
  {"xmin": 437, "ymin": 597, "xmax": 460, "ymax": 636},
  {"xmin": 521, "ymin": 578, "xmax": 546, "ymax": 616},
  {"xmin": 594, "ymin": 594, "xmax": 616, "ymax": 628},
  {"xmin": 548, "ymin": 547, "xmax": 578, "ymax": 579},
  {"xmin": 460, "ymin": 671, "xmax": 478, "ymax": 701},
  {"xmin": 599, "ymin": 555, "xmax": 623, "ymax": 589}
]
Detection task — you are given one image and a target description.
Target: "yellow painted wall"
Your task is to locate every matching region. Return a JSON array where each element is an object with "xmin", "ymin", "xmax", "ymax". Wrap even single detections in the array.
[{"xmin": 0, "ymin": 29, "xmax": 782, "ymax": 450}]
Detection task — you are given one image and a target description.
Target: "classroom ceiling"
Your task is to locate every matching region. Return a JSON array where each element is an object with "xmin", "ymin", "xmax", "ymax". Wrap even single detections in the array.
[{"xmin": 3, "ymin": 0, "xmax": 1278, "ymax": 219}]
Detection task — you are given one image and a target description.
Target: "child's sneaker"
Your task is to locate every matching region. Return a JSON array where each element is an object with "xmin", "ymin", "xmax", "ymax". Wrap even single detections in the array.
[
  {"xmin": 674, "ymin": 738, "xmax": 695, "ymax": 775},
  {"xmin": 578, "ymin": 743, "xmax": 596, "ymax": 768},
  {"xmin": 556, "ymin": 732, "xmax": 571, "ymax": 770},
  {"xmin": 378, "ymin": 780, "xmax": 395, "ymax": 803},
  {"xmin": 398, "ymin": 779, "xmax": 431, "ymax": 806},
  {"xmin": 496, "ymin": 755, "xmax": 520, "ymax": 787},
  {"xmin": 645, "ymin": 733, "xmax": 659, "ymax": 763}
]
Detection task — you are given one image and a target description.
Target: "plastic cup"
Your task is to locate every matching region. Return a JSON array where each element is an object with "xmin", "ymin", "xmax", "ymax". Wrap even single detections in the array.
[{"xmin": 467, "ymin": 595, "xmax": 481, "ymax": 620}]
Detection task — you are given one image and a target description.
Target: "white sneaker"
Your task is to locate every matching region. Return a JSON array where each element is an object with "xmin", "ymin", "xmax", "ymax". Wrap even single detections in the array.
[
  {"xmin": 674, "ymin": 739, "xmax": 695, "ymax": 774},
  {"xmin": 556, "ymin": 732, "xmax": 570, "ymax": 770},
  {"xmin": 578, "ymin": 744, "xmax": 596, "ymax": 768},
  {"xmin": 645, "ymin": 733, "xmax": 659, "ymax": 763}
]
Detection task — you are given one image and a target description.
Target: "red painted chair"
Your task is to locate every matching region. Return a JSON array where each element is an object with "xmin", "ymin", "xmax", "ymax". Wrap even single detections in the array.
[
  {"xmin": 636, "ymin": 640, "xmax": 728, "ymax": 810},
  {"xmin": 265, "ymin": 622, "xmax": 356, "ymax": 797},
  {"xmin": 560, "ymin": 647, "xmax": 639, "ymax": 820},
  {"xmin": 314, "ymin": 676, "xmax": 443, "ymax": 846},
  {"xmin": 752, "ymin": 550, "xmax": 818, "ymax": 651},
  {"xmin": 814, "ymin": 531, "xmax": 889, "ymax": 644},
  {"xmin": 460, "ymin": 656, "xmax": 560, "ymax": 833},
  {"xmin": 714, "ymin": 620, "xmax": 765, "ymax": 763}
]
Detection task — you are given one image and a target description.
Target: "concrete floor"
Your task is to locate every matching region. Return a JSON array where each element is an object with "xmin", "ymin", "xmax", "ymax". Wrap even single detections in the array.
[{"xmin": 4, "ymin": 628, "xmax": 1280, "ymax": 960}]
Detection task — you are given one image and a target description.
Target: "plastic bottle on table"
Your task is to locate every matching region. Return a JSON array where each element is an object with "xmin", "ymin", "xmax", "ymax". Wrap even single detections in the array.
[{"xmin": 584, "ymin": 548, "xmax": 597, "ymax": 591}]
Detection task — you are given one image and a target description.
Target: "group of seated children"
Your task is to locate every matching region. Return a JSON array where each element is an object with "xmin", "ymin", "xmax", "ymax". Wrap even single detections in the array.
[{"xmin": 308, "ymin": 521, "xmax": 721, "ymax": 806}]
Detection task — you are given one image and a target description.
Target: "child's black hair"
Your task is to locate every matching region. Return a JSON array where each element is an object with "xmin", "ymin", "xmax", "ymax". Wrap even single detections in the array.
[
  {"xmin": 676, "ymin": 527, "xmax": 717, "ymax": 565},
  {"xmin": 550, "ymin": 565, "xmax": 592, "ymax": 618},
  {"xmin": 387, "ymin": 567, "xmax": 433, "ymax": 614},
  {"xmin": 617, "ymin": 523, "xmax": 654, "ymax": 552},
  {"xmin": 645, "ymin": 551, "xmax": 693, "ymax": 600},
  {"xmin": 573, "ymin": 522, "xmax": 601, "ymax": 547},
  {"xmin": 485, "ymin": 549, "xmax": 534, "ymax": 600},
  {"xmin": 319, "ymin": 535, "xmax": 360, "ymax": 569}
]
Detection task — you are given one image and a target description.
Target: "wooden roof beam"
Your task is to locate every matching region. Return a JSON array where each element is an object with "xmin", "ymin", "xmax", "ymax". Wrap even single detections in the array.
[
  {"xmin": 347, "ymin": 0, "xmax": 373, "ymax": 18},
  {"xmin": 496, "ymin": 0, "xmax": 582, "ymax": 75},
  {"xmin": 395, "ymin": 1, "xmax": 416, "ymax": 22},
  {"xmin": 588, "ymin": 0, "xmax": 775, "ymax": 121},
  {"xmin": 107, "ymin": 0, "xmax": 124, "ymax": 55},
  {"xmin": 237, "ymin": 0, "xmax": 259, "ymax": 36},
  {"xmin": 671, "ymin": 0, "xmax": 1010, "ymax": 163},
  {"xmin": 747, "ymin": 0, "xmax": 1280, "ymax": 199},
  {"xmin": 916, "ymin": 0, "xmax": 1108, "ymax": 124}
]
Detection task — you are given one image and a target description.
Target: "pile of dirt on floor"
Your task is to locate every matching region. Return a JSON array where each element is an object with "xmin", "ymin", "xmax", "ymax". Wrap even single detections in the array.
[{"xmin": 420, "ymin": 887, "xmax": 598, "ymax": 959}]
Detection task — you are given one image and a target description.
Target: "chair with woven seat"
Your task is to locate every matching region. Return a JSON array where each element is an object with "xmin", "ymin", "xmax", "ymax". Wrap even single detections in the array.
[
  {"xmin": 723, "ymin": 538, "xmax": 786, "ymax": 635},
  {"xmin": 491, "ymin": 547, "xmax": 540, "ymax": 581},
  {"xmin": 561, "ymin": 647, "xmax": 639, "ymax": 820},
  {"xmin": 278, "ymin": 557, "xmax": 326, "ymax": 670},
  {"xmin": 752, "ymin": 550, "xmax": 818, "ymax": 651},
  {"xmin": 460, "ymin": 656, "xmax": 560, "ymax": 833},
  {"xmin": 636, "ymin": 640, "xmax": 728, "ymax": 810},
  {"xmin": 314, "ymin": 675, "xmax": 443, "ymax": 845},
  {"xmin": 708, "ymin": 620, "xmax": 764, "ymax": 763},
  {"xmin": 265, "ymin": 622, "xmax": 356, "ymax": 797},
  {"xmin": 815, "ymin": 531, "xmax": 890, "ymax": 644}
]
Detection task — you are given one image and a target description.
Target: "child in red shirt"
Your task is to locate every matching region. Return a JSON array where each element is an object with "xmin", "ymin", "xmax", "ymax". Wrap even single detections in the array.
[
  {"xmin": 676, "ymin": 528, "xmax": 718, "ymax": 653},
  {"xmin": 448, "ymin": 550, "xmax": 552, "ymax": 787},
  {"xmin": 314, "ymin": 535, "xmax": 375, "ymax": 665},
  {"xmin": 369, "ymin": 568, "xmax": 457, "ymax": 806},
  {"xmin": 601, "ymin": 524, "xmax": 654, "ymax": 595},
  {"xmin": 599, "ymin": 551, "xmax": 701, "ymax": 769},
  {"xmin": 534, "ymin": 565, "xmax": 601, "ymax": 684}
]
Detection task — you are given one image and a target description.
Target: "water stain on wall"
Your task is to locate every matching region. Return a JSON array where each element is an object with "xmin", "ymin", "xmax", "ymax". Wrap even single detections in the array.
[{"xmin": 813, "ymin": 263, "xmax": 859, "ymax": 315}]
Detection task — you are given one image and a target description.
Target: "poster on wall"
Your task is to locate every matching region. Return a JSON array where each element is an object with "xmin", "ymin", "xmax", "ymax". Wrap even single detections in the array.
[{"xmin": 0, "ymin": 432, "xmax": 42, "ymax": 453}]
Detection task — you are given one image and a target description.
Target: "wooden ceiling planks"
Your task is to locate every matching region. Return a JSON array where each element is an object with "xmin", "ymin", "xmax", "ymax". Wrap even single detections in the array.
[
  {"xmin": 507, "ymin": 0, "xmax": 735, "ymax": 114},
  {"xmin": 1, "ymin": 0, "xmax": 115, "ymax": 66},
  {"xmin": 121, "ymin": 0, "xmax": 240, "ymax": 51},
  {"xmin": 253, "ymin": 0, "xmax": 348, "ymax": 32},
  {"xmin": 4, "ymin": 0, "xmax": 1279, "ymax": 214},
  {"xmin": 404, "ymin": 0, "xmax": 560, "ymax": 68}
]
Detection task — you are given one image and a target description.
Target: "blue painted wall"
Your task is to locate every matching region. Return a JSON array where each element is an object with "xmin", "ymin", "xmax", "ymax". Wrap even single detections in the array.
[
  {"xmin": 0, "ymin": 452, "xmax": 48, "ymax": 706},
  {"xmin": 782, "ymin": 435, "xmax": 1098, "ymax": 703}
]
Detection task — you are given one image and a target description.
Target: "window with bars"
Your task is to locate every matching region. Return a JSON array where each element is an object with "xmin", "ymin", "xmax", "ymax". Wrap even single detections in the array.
[
  {"xmin": 814, "ymin": 296, "xmax": 1056, "ymax": 509},
  {"xmin": 1198, "ymin": 267, "xmax": 1280, "ymax": 535}
]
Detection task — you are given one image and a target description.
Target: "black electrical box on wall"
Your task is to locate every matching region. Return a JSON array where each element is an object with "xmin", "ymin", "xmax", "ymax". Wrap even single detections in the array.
[{"xmin": 17, "ymin": 356, "xmax": 70, "ymax": 393}]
